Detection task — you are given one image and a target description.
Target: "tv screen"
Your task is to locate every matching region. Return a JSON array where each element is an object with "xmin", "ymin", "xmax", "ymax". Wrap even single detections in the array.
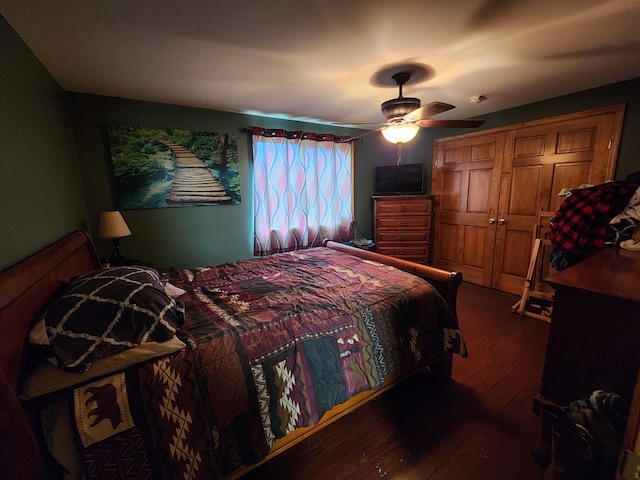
[{"xmin": 374, "ymin": 163, "xmax": 424, "ymax": 195}]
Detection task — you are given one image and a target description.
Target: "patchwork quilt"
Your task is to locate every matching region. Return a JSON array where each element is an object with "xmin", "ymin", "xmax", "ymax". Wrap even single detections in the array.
[{"xmin": 52, "ymin": 248, "xmax": 466, "ymax": 479}]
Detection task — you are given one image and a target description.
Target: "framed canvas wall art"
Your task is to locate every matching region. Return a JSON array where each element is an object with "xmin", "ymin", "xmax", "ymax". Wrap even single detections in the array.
[{"xmin": 105, "ymin": 125, "xmax": 240, "ymax": 210}]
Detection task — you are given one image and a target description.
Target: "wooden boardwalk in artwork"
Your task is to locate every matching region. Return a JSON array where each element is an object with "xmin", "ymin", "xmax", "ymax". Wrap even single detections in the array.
[{"xmin": 159, "ymin": 141, "xmax": 232, "ymax": 205}]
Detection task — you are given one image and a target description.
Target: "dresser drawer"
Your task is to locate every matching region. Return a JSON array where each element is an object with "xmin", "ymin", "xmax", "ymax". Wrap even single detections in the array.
[
  {"xmin": 376, "ymin": 231, "xmax": 430, "ymax": 243},
  {"xmin": 376, "ymin": 200, "xmax": 431, "ymax": 216},
  {"xmin": 376, "ymin": 216, "xmax": 431, "ymax": 229},
  {"xmin": 376, "ymin": 245, "xmax": 430, "ymax": 258}
]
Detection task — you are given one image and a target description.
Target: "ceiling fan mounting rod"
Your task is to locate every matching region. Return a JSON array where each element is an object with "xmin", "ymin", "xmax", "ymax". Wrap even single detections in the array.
[
  {"xmin": 381, "ymin": 71, "xmax": 421, "ymax": 121},
  {"xmin": 392, "ymin": 72, "xmax": 411, "ymax": 98}
]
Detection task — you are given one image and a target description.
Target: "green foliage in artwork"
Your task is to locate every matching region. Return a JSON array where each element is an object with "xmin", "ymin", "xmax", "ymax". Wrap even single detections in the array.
[
  {"xmin": 108, "ymin": 126, "xmax": 168, "ymax": 190},
  {"xmin": 113, "ymin": 151, "xmax": 166, "ymax": 187},
  {"xmin": 175, "ymin": 130, "xmax": 239, "ymax": 170},
  {"xmin": 224, "ymin": 141, "xmax": 239, "ymax": 167},
  {"xmin": 106, "ymin": 125, "xmax": 242, "ymax": 209},
  {"xmin": 229, "ymin": 174, "xmax": 241, "ymax": 197},
  {"xmin": 214, "ymin": 167, "xmax": 241, "ymax": 203},
  {"xmin": 192, "ymin": 135, "xmax": 219, "ymax": 162}
]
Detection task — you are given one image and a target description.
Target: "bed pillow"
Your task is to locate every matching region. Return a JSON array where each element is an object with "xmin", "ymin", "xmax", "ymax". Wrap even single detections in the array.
[
  {"xmin": 20, "ymin": 336, "xmax": 186, "ymax": 400},
  {"xmin": 164, "ymin": 281, "xmax": 187, "ymax": 299},
  {"xmin": 44, "ymin": 265, "xmax": 184, "ymax": 372}
]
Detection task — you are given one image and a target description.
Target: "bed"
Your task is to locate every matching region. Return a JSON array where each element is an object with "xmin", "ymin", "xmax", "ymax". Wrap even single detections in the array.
[{"xmin": 0, "ymin": 230, "xmax": 465, "ymax": 479}]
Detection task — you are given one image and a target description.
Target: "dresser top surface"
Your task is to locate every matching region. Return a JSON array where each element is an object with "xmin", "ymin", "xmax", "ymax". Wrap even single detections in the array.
[
  {"xmin": 372, "ymin": 194, "xmax": 434, "ymax": 200},
  {"xmin": 545, "ymin": 247, "xmax": 640, "ymax": 303}
]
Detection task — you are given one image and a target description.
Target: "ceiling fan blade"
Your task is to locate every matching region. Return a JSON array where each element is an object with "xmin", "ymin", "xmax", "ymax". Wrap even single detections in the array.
[
  {"xmin": 332, "ymin": 121, "xmax": 388, "ymax": 126},
  {"xmin": 415, "ymin": 119, "xmax": 485, "ymax": 128},
  {"xmin": 404, "ymin": 101, "xmax": 455, "ymax": 122},
  {"xmin": 342, "ymin": 126, "xmax": 385, "ymax": 142}
]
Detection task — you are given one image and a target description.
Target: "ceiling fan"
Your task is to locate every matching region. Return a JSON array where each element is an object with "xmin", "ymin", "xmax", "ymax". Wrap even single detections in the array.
[{"xmin": 342, "ymin": 72, "xmax": 485, "ymax": 143}]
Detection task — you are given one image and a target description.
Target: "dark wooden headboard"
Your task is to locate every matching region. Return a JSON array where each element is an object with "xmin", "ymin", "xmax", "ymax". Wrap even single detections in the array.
[{"xmin": 0, "ymin": 230, "xmax": 101, "ymax": 393}]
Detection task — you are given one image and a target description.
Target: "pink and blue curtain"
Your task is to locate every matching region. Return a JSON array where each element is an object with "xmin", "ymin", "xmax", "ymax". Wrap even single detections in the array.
[{"xmin": 252, "ymin": 128, "xmax": 353, "ymax": 256}]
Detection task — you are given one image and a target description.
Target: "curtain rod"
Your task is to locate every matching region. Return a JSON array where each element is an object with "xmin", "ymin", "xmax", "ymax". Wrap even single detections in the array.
[{"xmin": 240, "ymin": 126, "xmax": 360, "ymax": 142}]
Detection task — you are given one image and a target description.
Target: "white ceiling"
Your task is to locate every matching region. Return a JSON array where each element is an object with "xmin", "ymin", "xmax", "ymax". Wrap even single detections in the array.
[{"xmin": 3, "ymin": 0, "xmax": 640, "ymax": 129}]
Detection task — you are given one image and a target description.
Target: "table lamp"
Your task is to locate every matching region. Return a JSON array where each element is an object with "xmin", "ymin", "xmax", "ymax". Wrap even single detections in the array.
[{"xmin": 98, "ymin": 211, "xmax": 132, "ymax": 265}]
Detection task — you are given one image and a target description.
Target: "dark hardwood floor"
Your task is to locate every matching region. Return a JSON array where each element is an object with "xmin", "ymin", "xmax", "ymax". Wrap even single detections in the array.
[{"xmin": 241, "ymin": 282, "xmax": 549, "ymax": 480}]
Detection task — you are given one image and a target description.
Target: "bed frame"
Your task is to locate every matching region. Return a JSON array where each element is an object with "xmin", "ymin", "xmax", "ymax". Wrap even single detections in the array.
[{"xmin": 0, "ymin": 231, "xmax": 462, "ymax": 478}]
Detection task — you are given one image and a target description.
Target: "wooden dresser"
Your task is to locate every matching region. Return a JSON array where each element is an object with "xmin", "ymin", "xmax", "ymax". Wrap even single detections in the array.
[
  {"xmin": 539, "ymin": 247, "xmax": 640, "ymax": 408},
  {"xmin": 373, "ymin": 195, "xmax": 434, "ymax": 264}
]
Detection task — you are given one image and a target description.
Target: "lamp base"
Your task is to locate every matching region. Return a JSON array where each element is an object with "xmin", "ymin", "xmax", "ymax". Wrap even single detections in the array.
[{"xmin": 109, "ymin": 238, "xmax": 127, "ymax": 266}]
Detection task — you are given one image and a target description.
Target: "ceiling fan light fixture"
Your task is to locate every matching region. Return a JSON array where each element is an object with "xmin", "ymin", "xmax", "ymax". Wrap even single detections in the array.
[
  {"xmin": 381, "ymin": 97, "xmax": 421, "ymax": 120},
  {"xmin": 381, "ymin": 123, "xmax": 420, "ymax": 144}
]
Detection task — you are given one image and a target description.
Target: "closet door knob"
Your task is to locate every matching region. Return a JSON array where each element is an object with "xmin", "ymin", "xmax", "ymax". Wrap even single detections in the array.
[
  {"xmin": 498, "ymin": 218, "xmax": 505, "ymax": 225},
  {"xmin": 488, "ymin": 218, "xmax": 496, "ymax": 224}
]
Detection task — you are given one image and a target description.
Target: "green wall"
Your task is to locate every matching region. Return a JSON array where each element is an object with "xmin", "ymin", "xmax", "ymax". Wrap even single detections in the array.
[
  {"xmin": 66, "ymin": 94, "xmax": 363, "ymax": 269},
  {"xmin": 0, "ymin": 15, "xmax": 88, "ymax": 271}
]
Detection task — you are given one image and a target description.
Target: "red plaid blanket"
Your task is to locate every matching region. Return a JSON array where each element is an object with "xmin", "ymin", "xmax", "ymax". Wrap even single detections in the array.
[{"xmin": 551, "ymin": 181, "xmax": 640, "ymax": 257}]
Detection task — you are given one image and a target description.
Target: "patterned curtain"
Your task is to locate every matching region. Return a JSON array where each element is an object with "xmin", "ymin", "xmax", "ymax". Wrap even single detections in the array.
[{"xmin": 252, "ymin": 127, "xmax": 354, "ymax": 256}]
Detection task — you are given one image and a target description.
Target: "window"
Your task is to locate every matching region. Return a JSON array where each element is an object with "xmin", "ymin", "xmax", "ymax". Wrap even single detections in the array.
[{"xmin": 252, "ymin": 128, "xmax": 353, "ymax": 256}]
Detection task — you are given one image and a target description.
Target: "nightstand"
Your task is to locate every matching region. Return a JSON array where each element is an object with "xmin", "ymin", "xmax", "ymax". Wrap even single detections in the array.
[
  {"xmin": 101, "ymin": 258, "xmax": 151, "ymax": 268},
  {"xmin": 343, "ymin": 240, "xmax": 376, "ymax": 251}
]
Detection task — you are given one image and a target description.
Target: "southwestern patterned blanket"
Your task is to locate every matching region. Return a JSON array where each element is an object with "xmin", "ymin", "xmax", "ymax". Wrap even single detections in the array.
[{"xmin": 56, "ymin": 248, "xmax": 466, "ymax": 479}]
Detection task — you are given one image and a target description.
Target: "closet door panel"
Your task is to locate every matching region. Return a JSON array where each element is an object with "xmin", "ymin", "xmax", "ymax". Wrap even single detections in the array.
[
  {"xmin": 502, "ymin": 229, "xmax": 533, "ymax": 277},
  {"xmin": 442, "ymin": 145, "xmax": 465, "ymax": 164},
  {"xmin": 508, "ymin": 166, "xmax": 544, "ymax": 216},
  {"xmin": 549, "ymin": 163, "xmax": 592, "ymax": 211},
  {"xmin": 441, "ymin": 170, "xmax": 463, "ymax": 211},
  {"xmin": 432, "ymin": 133, "xmax": 505, "ymax": 287},
  {"xmin": 491, "ymin": 106, "xmax": 624, "ymax": 294},
  {"xmin": 513, "ymin": 134, "xmax": 546, "ymax": 158},
  {"xmin": 463, "ymin": 225, "xmax": 489, "ymax": 269},
  {"xmin": 470, "ymin": 141, "xmax": 497, "ymax": 162},
  {"xmin": 437, "ymin": 223, "xmax": 460, "ymax": 264},
  {"xmin": 468, "ymin": 169, "xmax": 491, "ymax": 212}
]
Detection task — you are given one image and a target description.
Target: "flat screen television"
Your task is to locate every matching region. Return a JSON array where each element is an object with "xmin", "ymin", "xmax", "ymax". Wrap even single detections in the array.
[{"xmin": 374, "ymin": 163, "xmax": 424, "ymax": 195}]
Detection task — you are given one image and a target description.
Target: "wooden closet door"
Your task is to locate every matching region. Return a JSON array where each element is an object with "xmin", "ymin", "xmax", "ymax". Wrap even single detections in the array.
[
  {"xmin": 431, "ymin": 133, "xmax": 505, "ymax": 286},
  {"xmin": 432, "ymin": 104, "xmax": 624, "ymax": 294},
  {"xmin": 492, "ymin": 107, "xmax": 625, "ymax": 294}
]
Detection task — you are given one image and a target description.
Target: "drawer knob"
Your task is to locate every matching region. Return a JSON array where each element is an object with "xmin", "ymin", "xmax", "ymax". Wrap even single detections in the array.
[
  {"xmin": 399, "ymin": 206, "xmax": 408, "ymax": 211},
  {"xmin": 398, "ymin": 249, "xmax": 406, "ymax": 254},
  {"xmin": 399, "ymin": 221, "xmax": 408, "ymax": 226},
  {"xmin": 398, "ymin": 235, "xmax": 408, "ymax": 241}
]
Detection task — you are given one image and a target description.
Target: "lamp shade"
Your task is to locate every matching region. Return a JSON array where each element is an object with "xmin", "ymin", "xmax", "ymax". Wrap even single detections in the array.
[
  {"xmin": 98, "ymin": 211, "xmax": 132, "ymax": 239},
  {"xmin": 381, "ymin": 123, "xmax": 420, "ymax": 144}
]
